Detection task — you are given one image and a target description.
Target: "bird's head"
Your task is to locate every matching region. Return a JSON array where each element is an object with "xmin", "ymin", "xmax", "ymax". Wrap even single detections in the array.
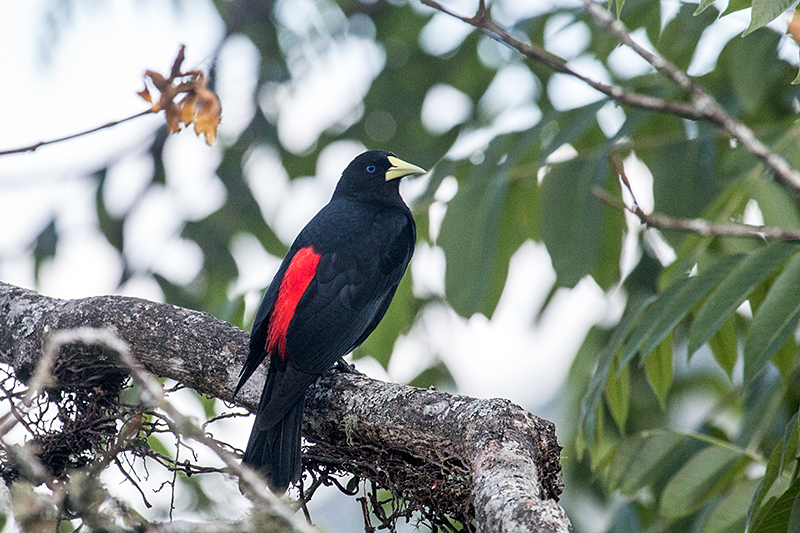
[{"xmin": 334, "ymin": 150, "xmax": 426, "ymax": 202}]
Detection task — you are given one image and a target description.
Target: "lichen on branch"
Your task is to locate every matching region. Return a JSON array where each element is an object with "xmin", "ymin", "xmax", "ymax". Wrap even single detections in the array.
[{"xmin": 0, "ymin": 281, "xmax": 571, "ymax": 533}]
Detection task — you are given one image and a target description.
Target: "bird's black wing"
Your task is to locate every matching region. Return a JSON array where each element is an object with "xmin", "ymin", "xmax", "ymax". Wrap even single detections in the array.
[
  {"xmin": 231, "ymin": 246, "xmax": 299, "ymax": 400},
  {"xmin": 287, "ymin": 206, "xmax": 415, "ymax": 375}
]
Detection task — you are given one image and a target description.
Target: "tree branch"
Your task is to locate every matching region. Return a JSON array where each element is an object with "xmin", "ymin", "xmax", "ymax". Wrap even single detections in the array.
[
  {"xmin": 39, "ymin": 327, "xmax": 314, "ymax": 533},
  {"xmin": 0, "ymin": 110, "xmax": 154, "ymax": 156},
  {"xmin": 581, "ymin": 1, "xmax": 800, "ymax": 194},
  {"xmin": 593, "ymin": 153, "xmax": 800, "ymax": 241},
  {"xmin": 0, "ymin": 282, "xmax": 571, "ymax": 533},
  {"xmin": 594, "ymin": 186, "xmax": 800, "ymax": 240},
  {"xmin": 420, "ymin": 0, "xmax": 703, "ymax": 120},
  {"xmin": 421, "ymin": 0, "xmax": 800, "ymax": 194}
]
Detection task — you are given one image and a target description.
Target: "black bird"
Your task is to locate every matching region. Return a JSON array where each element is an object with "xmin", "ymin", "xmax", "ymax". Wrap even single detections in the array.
[{"xmin": 231, "ymin": 150, "xmax": 426, "ymax": 492}]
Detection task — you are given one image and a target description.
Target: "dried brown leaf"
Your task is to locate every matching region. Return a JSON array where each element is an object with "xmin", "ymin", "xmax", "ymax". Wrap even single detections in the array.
[
  {"xmin": 137, "ymin": 86, "xmax": 152, "ymax": 104},
  {"xmin": 139, "ymin": 45, "xmax": 221, "ymax": 144}
]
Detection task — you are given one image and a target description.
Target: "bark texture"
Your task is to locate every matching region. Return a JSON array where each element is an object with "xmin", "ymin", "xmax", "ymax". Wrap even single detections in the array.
[{"xmin": 0, "ymin": 281, "xmax": 572, "ymax": 532}]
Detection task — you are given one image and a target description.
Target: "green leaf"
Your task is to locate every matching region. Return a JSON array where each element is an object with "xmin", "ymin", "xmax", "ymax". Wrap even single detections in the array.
[
  {"xmin": 744, "ymin": 0, "xmax": 794, "ymax": 35},
  {"xmin": 621, "ymin": 254, "xmax": 742, "ymax": 370},
  {"xmin": 701, "ymin": 479, "xmax": 762, "ymax": 533},
  {"xmin": 694, "ymin": 0, "xmax": 718, "ymax": 15},
  {"xmin": 438, "ymin": 129, "xmax": 547, "ymax": 318},
  {"xmin": 618, "ymin": 278, "xmax": 687, "ymax": 370},
  {"xmin": 605, "ymin": 435, "xmax": 646, "ymax": 490},
  {"xmin": 439, "ymin": 149, "xmax": 510, "ymax": 317},
  {"xmin": 660, "ymin": 445, "xmax": 745, "ymax": 519},
  {"xmin": 618, "ymin": 431, "xmax": 684, "ymax": 495},
  {"xmin": 605, "ymin": 356, "xmax": 630, "ymax": 433},
  {"xmin": 750, "ymin": 475, "xmax": 800, "ymax": 533},
  {"xmin": 407, "ymin": 360, "xmax": 456, "ymax": 390},
  {"xmin": 747, "ymin": 412, "xmax": 799, "ymax": 529},
  {"xmin": 542, "ymin": 153, "xmax": 610, "ymax": 288},
  {"xmin": 487, "ymin": 175, "xmax": 542, "ymax": 307},
  {"xmin": 593, "ymin": 173, "xmax": 625, "ymax": 290},
  {"xmin": 218, "ymin": 295, "xmax": 246, "ymax": 329},
  {"xmin": 728, "ymin": 29, "xmax": 782, "ymax": 114},
  {"xmin": 358, "ymin": 274, "xmax": 420, "ymax": 368},
  {"xmin": 540, "ymin": 102, "xmax": 606, "ymax": 161},
  {"xmin": 749, "ymin": 178, "xmax": 800, "ymax": 230},
  {"xmin": 199, "ymin": 393, "xmax": 217, "ymax": 420},
  {"xmin": 147, "ymin": 433, "xmax": 172, "ymax": 459},
  {"xmin": 772, "ymin": 336, "xmax": 798, "ymax": 380},
  {"xmin": 642, "ymin": 254, "xmax": 744, "ymax": 356},
  {"xmin": 580, "ymin": 296, "xmax": 654, "ymax": 442},
  {"xmin": 95, "ymin": 169, "xmax": 125, "ymax": 255},
  {"xmin": 32, "ymin": 218, "xmax": 59, "ymax": 283},
  {"xmin": 722, "ymin": 0, "xmax": 752, "ymax": 16},
  {"xmin": 708, "ymin": 314, "xmax": 738, "ymax": 378},
  {"xmin": 792, "ymin": 499, "xmax": 800, "ymax": 533},
  {"xmin": 658, "ymin": 4, "xmax": 719, "ymax": 72},
  {"xmin": 646, "ymin": 133, "xmax": 717, "ymax": 226},
  {"xmin": 644, "ymin": 334, "xmax": 672, "ymax": 409},
  {"xmin": 744, "ymin": 250, "xmax": 800, "ymax": 382},
  {"xmin": 688, "ymin": 242, "xmax": 798, "ymax": 356}
]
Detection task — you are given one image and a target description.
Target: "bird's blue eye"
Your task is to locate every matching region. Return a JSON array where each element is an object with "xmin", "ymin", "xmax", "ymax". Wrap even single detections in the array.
[{"xmin": 366, "ymin": 165, "xmax": 376, "ymax": 173}]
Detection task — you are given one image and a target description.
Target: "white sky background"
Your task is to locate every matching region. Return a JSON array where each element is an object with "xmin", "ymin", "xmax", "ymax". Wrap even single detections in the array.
[{"xmin": 0, "ymin": 0, "xmax": 787, "ymax": 531}]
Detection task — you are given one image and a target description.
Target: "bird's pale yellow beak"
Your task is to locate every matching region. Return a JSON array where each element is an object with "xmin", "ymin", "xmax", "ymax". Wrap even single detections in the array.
[{"xmin": 385, "ymin": 156, "xmax": 427, "ymax": 181}]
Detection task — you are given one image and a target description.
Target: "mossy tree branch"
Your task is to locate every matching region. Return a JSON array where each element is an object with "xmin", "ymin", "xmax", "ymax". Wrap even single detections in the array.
[{"xmin": 0, "ymin": 281, "xmax": 571, "ymax": 532}]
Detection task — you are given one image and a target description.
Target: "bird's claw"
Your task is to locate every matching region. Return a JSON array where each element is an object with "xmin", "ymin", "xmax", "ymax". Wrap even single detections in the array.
[{"xmin": 334, "ymin": 359, "xmax": 362, "ymax": 375}]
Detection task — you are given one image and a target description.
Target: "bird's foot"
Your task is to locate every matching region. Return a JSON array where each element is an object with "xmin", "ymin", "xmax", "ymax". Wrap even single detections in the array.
[{"xmin": 334, "ymin": 358, "xmax": 362, "ymax": 375}]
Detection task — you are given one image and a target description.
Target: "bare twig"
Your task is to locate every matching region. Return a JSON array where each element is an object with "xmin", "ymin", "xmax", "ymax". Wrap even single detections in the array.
[
  {"xmin": 50, "ymin": 328, "xmax": 316, "ymax": 533},
  {"xmin": 22, "ymin": 331, "xmax": 65, "ymax": 407},
  {"xmin": 114, "ymin": 456, "xmax": 154, "ymax": 509},
  {"xmin": 594, "ymin": 186, "xmax": 800, "ymax": 240},
  {"xmin": 595, "ymin": 155, "xmax": 800, "ymax": 241},
  {"xmin": 420, "ymin": 0, "xmax": 703, "ymax": 119},
  {"xmin": 0, "ymin": 110, "xmax": 154, "ymax": 157}
]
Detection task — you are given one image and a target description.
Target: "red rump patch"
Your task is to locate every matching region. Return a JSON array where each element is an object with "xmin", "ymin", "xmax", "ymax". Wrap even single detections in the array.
[{"xmin": 266, "ymin": 246, "xmax": 321, "ymax": 360}]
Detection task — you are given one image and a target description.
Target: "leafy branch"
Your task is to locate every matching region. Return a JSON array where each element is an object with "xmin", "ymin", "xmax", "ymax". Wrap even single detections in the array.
[
  {"xmin": 582, "ymin": 1, "xmax": 800, "ymax": 193},
  {"xmin": 594, "ymin": 152, "xmax": 800, "ymax": 242},
  {"xmin": 420, "ymin": 0, "xmax": 703, "ymax": 120},
  {"xmin": 422, "ymin": 0, "xmax": 800, "ymax": 194}
]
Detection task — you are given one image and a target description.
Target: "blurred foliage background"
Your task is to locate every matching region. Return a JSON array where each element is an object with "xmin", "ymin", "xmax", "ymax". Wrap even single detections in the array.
[{"xmin": 4, "ymin": 0, "xmax": 800, "ymax": 531}]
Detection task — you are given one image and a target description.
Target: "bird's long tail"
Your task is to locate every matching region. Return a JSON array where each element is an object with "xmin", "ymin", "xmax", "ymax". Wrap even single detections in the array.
[{"xmin": 242, "ymin": 366, "xmax": 305, "ymax": 494}]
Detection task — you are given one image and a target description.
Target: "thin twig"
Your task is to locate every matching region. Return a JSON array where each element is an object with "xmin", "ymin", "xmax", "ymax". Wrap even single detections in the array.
[
  {"xmin": 114, "ymin": 456, "xmax": 153, "ymax": 509},
  {"xmin": 90, "ymin": 411, "xmax": 144, "ymax": 476},
  {"xmin": 201, "ymin": 409, "xmax": 250, "ymax": 432},
  {"xmin": 0, "ymin": 109, "xmax": 154, "ymax": 156},
  {"xmin": 54, "ymin": 328, "xmax": 316, "ymax": 533},
  {"xmin": 608, "ymin": 152, "xmax": 638, "ymax": 207},
  {"xmin": 22, "ymin": 330, "xmax": 65, "ymax": 407},
  {"xmin": 420, "ymin": 0, "xmax": 703, "ymax": 120},
  {"xmin": 605, "ymin": 151, "xmax": 800, "ymax": 240},
  {"xmin": 422, "ymin": 0, "xmax": 800, "ymax": 194},
  {"xmin": 593, "ymin": 186, "xmax": 800, "ymax": 241},
  {"xmin": 582, "ymin": 0, "xmax": 800, "ymax": 193}
]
